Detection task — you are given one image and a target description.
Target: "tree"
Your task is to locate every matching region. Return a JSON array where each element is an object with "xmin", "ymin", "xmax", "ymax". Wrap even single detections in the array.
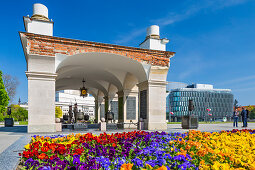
[
  {"xmin": 2, "ymin": 73, "xmax": 19, "ymax": 103},
  {"xmin": 246, "ymin": 105, "xmax": 254, "ymax": 111},
  {"xmin": 0, "ymin": 71, "xmax": 9, "ymax": 114},
  {"xmin": 10, "ymin": 104, "xmax": 28, "ymax": 121},
  {"xmin": 250, "ymin": 108, "xmax": 255, "ymax": 120},
  {"xmin": 55, "ymin": 107, "xmax": 63, "ymax": 118}
]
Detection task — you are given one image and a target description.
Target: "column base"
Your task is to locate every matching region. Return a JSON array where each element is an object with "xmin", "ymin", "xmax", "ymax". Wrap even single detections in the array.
[
  {"xmin": 28, "ymin": 124, "xmax": 56, "ymax": 133},
  {"xmin": 145, "ymin": 122, "xmax": 167, "ymax": 131}
]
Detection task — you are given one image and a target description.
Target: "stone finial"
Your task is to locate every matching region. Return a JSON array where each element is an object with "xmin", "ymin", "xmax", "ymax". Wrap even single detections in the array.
[{"xmin": 31, "ymin": 3, "xmax": 50, "ymax": 21}]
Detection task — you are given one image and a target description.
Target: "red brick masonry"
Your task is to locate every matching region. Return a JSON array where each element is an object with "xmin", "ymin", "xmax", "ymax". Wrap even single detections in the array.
[{"xmin": 20, "ymin": 32, "xmax": 175, "ymax": 66}]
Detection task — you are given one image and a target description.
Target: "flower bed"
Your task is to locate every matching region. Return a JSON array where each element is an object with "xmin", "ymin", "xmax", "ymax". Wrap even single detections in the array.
[{"xmin": 19, "ymin": 129, "xmax": 255, "ymax": 170}]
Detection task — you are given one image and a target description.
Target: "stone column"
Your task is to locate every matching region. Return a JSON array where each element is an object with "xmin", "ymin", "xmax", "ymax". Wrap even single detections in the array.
[
  {"xmin": 94, "ymin": 99, "xmax": 98, "ymax": 123},
  {"xmin": 104, "ymin": 96, "xmax": 109, "ymax": 120},
  {"xmin": 117, "ymin": 91, "xmax": 124, "ymax": 124},
  {"xmin": 138, "ymin": 66, "xmax": 168, "ymax": 131},
  {"xmin": 97, "ymin": 96, "xmax": 104, "ymax": 122},
  {"xmin": 26, "ymin": 72, "xmax": 57, "ymax": 133},
  {"xmin": 25, "ymin": 53, "xmax": 57, "ymax": 133},
  {"xmin": 147, "ymin": 80, "xmax": 167, "ymax": 130}
]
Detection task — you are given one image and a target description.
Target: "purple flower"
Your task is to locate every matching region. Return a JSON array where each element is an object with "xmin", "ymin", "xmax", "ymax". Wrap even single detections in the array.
[
  {"xmin": 145, "ymin": 160, "xmax": 156, "ymax": 167},
  {"xmin": 38, "ymin": 166, "xmax": 51, "ymax": 170},
  {"xmin": 186, "ymin": 154, "xmax": 192, "ymax": 160},
  {"xmin": 73, "ymin": 155, "xmax": 80, "ymax": 165},
  {"xmin": 132, "ymin": 157, "xmax": 143, "ymax": 168},
  {"xmin": 164, "ymin": 153, "xmax": 172, "ymax": 160},
  {"xmin": 178, "ymin": 163, "xmax": 188, "ymax": 170},
  {"xmin": 173, "ymin": 155, "xmax": 185, "ymax": 161}
]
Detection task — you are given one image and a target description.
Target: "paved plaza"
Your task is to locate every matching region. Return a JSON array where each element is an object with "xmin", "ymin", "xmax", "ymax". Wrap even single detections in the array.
[{"xmin": 0, "ymin": 123, "xmax": 254, "ymax": 170}]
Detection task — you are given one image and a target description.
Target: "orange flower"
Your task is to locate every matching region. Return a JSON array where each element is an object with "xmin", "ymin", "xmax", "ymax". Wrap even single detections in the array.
[
  {"xmin": 38, "ymin": 153, "xmax": 48, "ymax": 160},
  {"xmin": 120, "ymin": 163, "xmax": 133, "ymax": 170},
  {"xmin": 156, "ymin": 165, "xmax": 167, "ymax": 170}
]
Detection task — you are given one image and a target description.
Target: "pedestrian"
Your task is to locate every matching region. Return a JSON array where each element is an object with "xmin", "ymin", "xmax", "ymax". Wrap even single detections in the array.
[
  {"xmin": 241, "ymin": 107, "xmax": 248, "ymax": 127},
  {"xmin": 233, "ymin": 109, "xmax": 239, "ymax": 127},
  {"xmin": 246, "ymin": 108, "xmax": 250, "ymax": 127}
]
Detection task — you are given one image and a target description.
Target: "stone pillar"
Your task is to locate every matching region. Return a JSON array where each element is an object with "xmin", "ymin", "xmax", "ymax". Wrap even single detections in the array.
[
  {"xmin": 117, "ymin": 91, "xmax": 124, "ymax": 123},
  {"xmin": 97, "ymin": 96, "xmax": 104, "ymax": 122},
  {"xmin": 147, "ymin": 80, "xmax": 167, "ymax": 130},
  {"xmin": 26, "ymin": 72, "xmax": 57, "ymax": 133},
  {"xmin": 94, "ymin": 99, "xmax": 98, "ymax": 123},
  {"xmin": 138, "ymin": 66, "xmax": 168, "ymax": 131},
  {"xmin": 104, "ymin": 96, "xmax": 109, "ymax": 120}
]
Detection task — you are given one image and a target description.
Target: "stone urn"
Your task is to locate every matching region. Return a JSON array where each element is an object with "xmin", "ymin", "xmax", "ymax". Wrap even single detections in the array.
[
  {"xmin": 55, "ymin": 118, "xmax": 61, "ymax": 123},
  {"xmin": 77, "ymin": 112, "xmax": 84, "ymax": 120},
  {"xmin": 84, "ymin": 114, "xmax": 89, "ymax": 121},
  {"xmin": 63, "ymin": 115, "xmax": 69, "ymax": 121},
  {"xmin": 107, "ymin": 111, "xmax": 114, "ymax": 120},
  {"xmin": 101, "ymin": 118, "xmax": 105, "ymax": 122}
]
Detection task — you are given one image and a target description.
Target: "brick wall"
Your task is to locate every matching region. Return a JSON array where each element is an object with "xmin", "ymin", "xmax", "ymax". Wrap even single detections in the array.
[{"xmin": 21, "ymin": 32, "xmax": 175, "ymax": 66}]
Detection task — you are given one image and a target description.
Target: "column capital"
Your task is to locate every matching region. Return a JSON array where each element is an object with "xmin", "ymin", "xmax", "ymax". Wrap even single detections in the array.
[
  {"xmin": 137, "ymin": 80, "xmax": 167, "ymax": 89},
  {"xmin": 26, "ymin": 71, "xmax": 57, "ymax": 81}
]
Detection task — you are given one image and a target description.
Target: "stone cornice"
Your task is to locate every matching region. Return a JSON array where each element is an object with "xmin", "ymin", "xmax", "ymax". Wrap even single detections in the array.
[
  {"xmin": 19, "ymin": 32, "xmax": 175, "ymax": 66},
  {"xmin": 26, "ymin": 71, "xmax": 57, "ymax": 81}
]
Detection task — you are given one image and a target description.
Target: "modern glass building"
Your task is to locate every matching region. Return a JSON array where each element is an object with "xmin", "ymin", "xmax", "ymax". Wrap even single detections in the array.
[
  {"xmin": 168, "ymin": 84, "xmax": 234, "ymax": 121},
  {"xmin": 166, "ymin": 82, "xmax": 188, "ymax": 113}
]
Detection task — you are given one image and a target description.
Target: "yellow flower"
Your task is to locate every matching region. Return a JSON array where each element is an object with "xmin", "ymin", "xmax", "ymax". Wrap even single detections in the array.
[{"xmin": 24, "ymin": 144, "xmax": 30, "ymax": 150}]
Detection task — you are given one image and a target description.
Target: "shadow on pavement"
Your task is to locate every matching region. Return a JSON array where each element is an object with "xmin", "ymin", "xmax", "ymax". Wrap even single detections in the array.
[{"xmin": 0, "ymin": 126, "xmax": 27, "ymax": 133}]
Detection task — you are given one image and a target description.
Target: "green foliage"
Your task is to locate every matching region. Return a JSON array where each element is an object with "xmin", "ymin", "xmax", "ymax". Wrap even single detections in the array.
[
  {"xmin": 18, "ymin": 121, "xmax": 28, "ymax": 125},
  {"xmin": 9, "ymin": 104, "xmax": 28, "ymax": 121},
  {"xmin": 0, "ymin": 114, "xmax": 7, "ymax": 121},
  {"xmin": 250, "ymin": 108, "xmax": 255, "ymax": 120},
  {"xmin": 0, "ymin": 71, "xmax": 9, "ymax": 114},
  {"xmin": 55, "ymin": 106, "xmax": 63, "ymax": 118}
]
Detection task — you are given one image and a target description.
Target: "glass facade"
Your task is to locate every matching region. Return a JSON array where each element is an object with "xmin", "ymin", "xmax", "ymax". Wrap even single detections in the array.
[
  {"xmin": 168, "ymin": 89, "xmax": 234, "ymax": 121},
  {"xmin": 166, "ymin": 82, "xmax": 188, "ymax": 113}
]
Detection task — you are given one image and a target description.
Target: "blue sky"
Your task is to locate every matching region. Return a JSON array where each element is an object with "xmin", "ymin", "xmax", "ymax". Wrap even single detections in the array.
[{"xmin": 0, "ymin": 0, "xmax": 254, "ymax": 105}]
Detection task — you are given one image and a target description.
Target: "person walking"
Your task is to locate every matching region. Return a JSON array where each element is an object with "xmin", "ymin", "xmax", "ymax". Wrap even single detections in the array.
[
  {"xmin": 241, "ymin": 107, "xmax": 248, "ymax": 127},
  {"xmin": 233, "ymin": 109, "xmax": 239, "ymax": 127},
  {"xmin": 246, "ymin": 108, "xmax": 250, "ymax": 127}
]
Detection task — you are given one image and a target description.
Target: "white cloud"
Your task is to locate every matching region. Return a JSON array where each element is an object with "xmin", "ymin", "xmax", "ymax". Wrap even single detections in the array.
[
  {"xmin": 113, "ymin": 28, "xmax": 145, "ymax": 45},
  {"xmin": 114, "ymin": 0, "xmax": 249, "ymax": 44},
  {"xmin": 216, "ymin": 75, "xmax": 255, "ymax": 86}
]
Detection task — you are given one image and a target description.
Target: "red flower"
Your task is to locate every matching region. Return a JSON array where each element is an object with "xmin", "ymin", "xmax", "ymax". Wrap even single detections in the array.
[
  {"xmin": 43, "ymin": 142, "xmax": 50, "ymax": 148},
  {"xmin": 32, "ymin": 149, "xmax": 39, "ymax": 157},
  {"xmin": 74, "ymin": 148, "xmax": 84, "ymax": 155},
  {"xmin": 58, "ymin": 146, "xmax": 66, "ymax": 155},
  {"xmin": 41, "ymin": 147, "xmax": 49, "ymax": 152},
  {"xmin": 49, "ymin": 143, "xmax": 56, "ymax": 152},
  {"xmin": 66, "ymin": 144, "xmax": 72, "ymax": 149},
  {"xmin": 49, "ymin": 155, "xmax": 57, "ymax": 160},
  {"xmin": 22, "ymin": 150, "xmax": 31, "ymax": 158}
]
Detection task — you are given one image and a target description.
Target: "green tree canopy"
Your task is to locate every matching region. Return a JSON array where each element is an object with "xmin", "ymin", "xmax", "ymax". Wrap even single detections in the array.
[
  {"xmin": 0, "ymin": 71, "xmax": 9, "ymax": 114},
  {"xmin": 9, "ymin": 104, "xmax": 28, "ymax": 121}
]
